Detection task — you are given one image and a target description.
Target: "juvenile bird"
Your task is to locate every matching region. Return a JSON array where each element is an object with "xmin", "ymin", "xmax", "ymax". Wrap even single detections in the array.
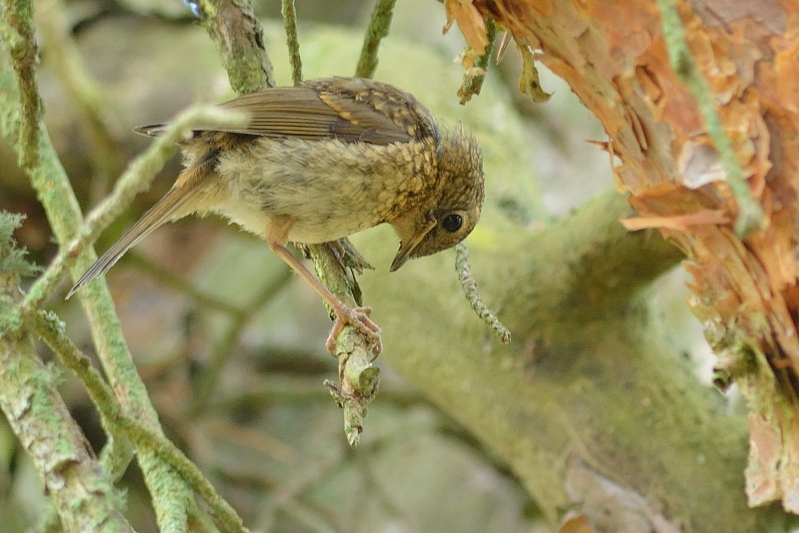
[{"xmin": 69, "ymin": 77, "xmax": 485, "ymax": 351}]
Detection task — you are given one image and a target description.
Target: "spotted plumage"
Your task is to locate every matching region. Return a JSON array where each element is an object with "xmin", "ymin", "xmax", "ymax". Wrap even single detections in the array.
[{"xmin": 69, "ymin": 77, "xmax": 485, "ymax": 352}]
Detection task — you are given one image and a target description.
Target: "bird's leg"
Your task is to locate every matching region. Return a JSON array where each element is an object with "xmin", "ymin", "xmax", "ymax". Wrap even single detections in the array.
[{"xmin": 265, "ymin": 216, "xmax": 381, "ymax": 355}]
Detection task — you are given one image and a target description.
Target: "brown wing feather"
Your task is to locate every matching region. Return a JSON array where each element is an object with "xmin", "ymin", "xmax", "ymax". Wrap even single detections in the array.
[
  {"xmin": 135, "ymin": 78, "xmax": 438, "ymax": 146},
  {"xmin": 66, "ymin": 162, "xmax": 214, "ymax": 298}
]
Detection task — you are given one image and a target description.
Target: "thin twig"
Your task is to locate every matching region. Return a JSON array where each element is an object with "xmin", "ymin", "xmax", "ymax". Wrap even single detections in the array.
[
  {"xmin": 311, "ymin": 246, "xmax": 380, "ymax": 448},
  {"xmin": 656, "ymin": 0, "xmax": 763, "ymax": 236},
  {"xmin": 34, "ymin": 311, "xmax": 125, "ymax": 428},
  {"xmin": 355, "ymin": 0, "xmax": 397, "ymax": 79},
  {"xmin": 2, "ymin": 0, "xmax": 41, "ymax": 169},
  {"xmin": 281, "ymin": 0, "xmax": 303, "ymax": 85},
  {"xmin": 455, "ymin": 242, "xmax": 511, "ymax": 344},
  {"xmin": 33, "ymin": 308, "xmax": 135, "ymax": 482}
]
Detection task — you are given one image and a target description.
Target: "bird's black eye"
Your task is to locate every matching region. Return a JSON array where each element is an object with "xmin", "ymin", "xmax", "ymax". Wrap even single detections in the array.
[{"xmin": 442, "ymin": 214, "xmax": 463, "ymax": 233}]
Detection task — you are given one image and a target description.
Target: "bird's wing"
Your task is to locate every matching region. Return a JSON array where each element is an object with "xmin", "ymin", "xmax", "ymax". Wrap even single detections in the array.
[
  {"xmin": 66, "ymin": 159, "xmax": 214, "ymax": 298},
  {"xmin": 135, "ymin": 78, "xmax": 438, "ymax": 146}
]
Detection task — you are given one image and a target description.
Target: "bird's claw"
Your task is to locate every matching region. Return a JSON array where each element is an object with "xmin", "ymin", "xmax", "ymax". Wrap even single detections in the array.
[{"xmin": 326, "ymin": 305, "xmax": 382, "ymax": 357}]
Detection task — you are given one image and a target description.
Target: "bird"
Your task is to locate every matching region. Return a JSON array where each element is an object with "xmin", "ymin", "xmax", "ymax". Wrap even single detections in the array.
[{"xmin": 68, "ymin": 77, "xmax": 485, "ymax": 352}]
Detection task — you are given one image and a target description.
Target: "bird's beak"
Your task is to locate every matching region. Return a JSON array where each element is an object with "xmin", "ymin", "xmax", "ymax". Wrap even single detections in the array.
[{"xmin": 390, "ymin": 219, "xmax": 437, "ymax": 272}]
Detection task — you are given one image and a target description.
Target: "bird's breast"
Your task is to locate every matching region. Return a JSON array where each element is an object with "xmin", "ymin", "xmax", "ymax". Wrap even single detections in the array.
[{"xmin": 211, "ymin": 137, "xmax": 434, "ymax": 243}]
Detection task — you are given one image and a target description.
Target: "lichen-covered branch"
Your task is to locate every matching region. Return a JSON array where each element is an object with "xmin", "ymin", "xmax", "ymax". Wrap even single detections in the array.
[
  {"xmin": 355, "ymin": 0, "xmax": 397, "ymax": 79},
  {"xmin": 0, "ymin": 218, "xmax": 130, "ymax": 531},
  {"xmin": 2, "ymin": 0, "xmax": 40, "ymax": 169},
  {"xmin": 33, "ymin": 310, "xmax": 245, "ymax": 532},
  {"xmin": 195, "ymin": 0, "xmax": 275, "ymax": 92},
  {"xmin": 281, "ymin": 0, "xmax": 302, "ymax": 84}
]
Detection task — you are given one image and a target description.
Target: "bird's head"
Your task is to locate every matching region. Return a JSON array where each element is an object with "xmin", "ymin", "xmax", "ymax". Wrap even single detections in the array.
[{"xmin": 389, "ymin": 128, "xmax": 484, "ymax": 271}]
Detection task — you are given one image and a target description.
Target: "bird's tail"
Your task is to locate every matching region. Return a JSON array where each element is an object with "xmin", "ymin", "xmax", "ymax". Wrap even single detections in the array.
[{"xmin": 67, "ymin": 165, "xmax": 211, "ymax": 298}]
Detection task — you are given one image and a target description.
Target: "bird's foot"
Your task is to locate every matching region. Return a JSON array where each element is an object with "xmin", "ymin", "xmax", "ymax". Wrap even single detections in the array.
[{"xmin": 326, "ymin": 305, "xmax": 382, "ymax": 357}]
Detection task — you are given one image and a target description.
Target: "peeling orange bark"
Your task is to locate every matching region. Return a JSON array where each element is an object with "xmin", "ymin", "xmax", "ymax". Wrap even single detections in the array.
[{"xmin": 471, "ymin": 0, "xmax": 799, "ymax": 514}]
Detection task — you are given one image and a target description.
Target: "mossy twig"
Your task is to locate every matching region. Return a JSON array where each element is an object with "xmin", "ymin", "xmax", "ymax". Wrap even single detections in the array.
[
  {"xmin": 355, "ymin": 0, "xmax": 397, "ymax": 79},
  {"xmin": 656, "ymin": 0, "xmax": 763, "ymax": 236},
  {"xmin": 281, "ymin": 0, "xmax": 303, "ymax": 85},
  {"xmin": 195, "ymin": 0, "xmax": 276, "ymax": 91},
  {"xmin": 2, "ymin": 0, "xmax": 40, "ymax": 169},
  {"xmin": 455, "ymin": 242, "xmax": 510, "ymax": 344}
]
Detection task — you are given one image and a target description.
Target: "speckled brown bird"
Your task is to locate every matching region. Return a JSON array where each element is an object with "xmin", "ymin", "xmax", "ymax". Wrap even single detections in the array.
[{"xmin": 69, "ymin": 77, "xmax": 485, "ymax": 350}]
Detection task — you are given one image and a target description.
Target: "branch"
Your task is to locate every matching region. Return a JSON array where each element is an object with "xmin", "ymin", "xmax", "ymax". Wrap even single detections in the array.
[
  {"xmin": 195, "ymin": 0, "xmax": 275, "ymax": 92},
  {"xmin": 33, "ymin": 311, "xmax": 245, "ymax": 532},
  {"xmin": 0, "ymin": 222, "xmax": 130, "ymax": 531},
  {"xmin": 502, "ymin": 191, "xmax": 682, "ymax": 339},
  {"xmin": 355, "ymin": 0, "xmax": 397, "ymax": 79},
  {"xmin": 358, "ymin": 188, "xmax": 778, "ymax": 530}
]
